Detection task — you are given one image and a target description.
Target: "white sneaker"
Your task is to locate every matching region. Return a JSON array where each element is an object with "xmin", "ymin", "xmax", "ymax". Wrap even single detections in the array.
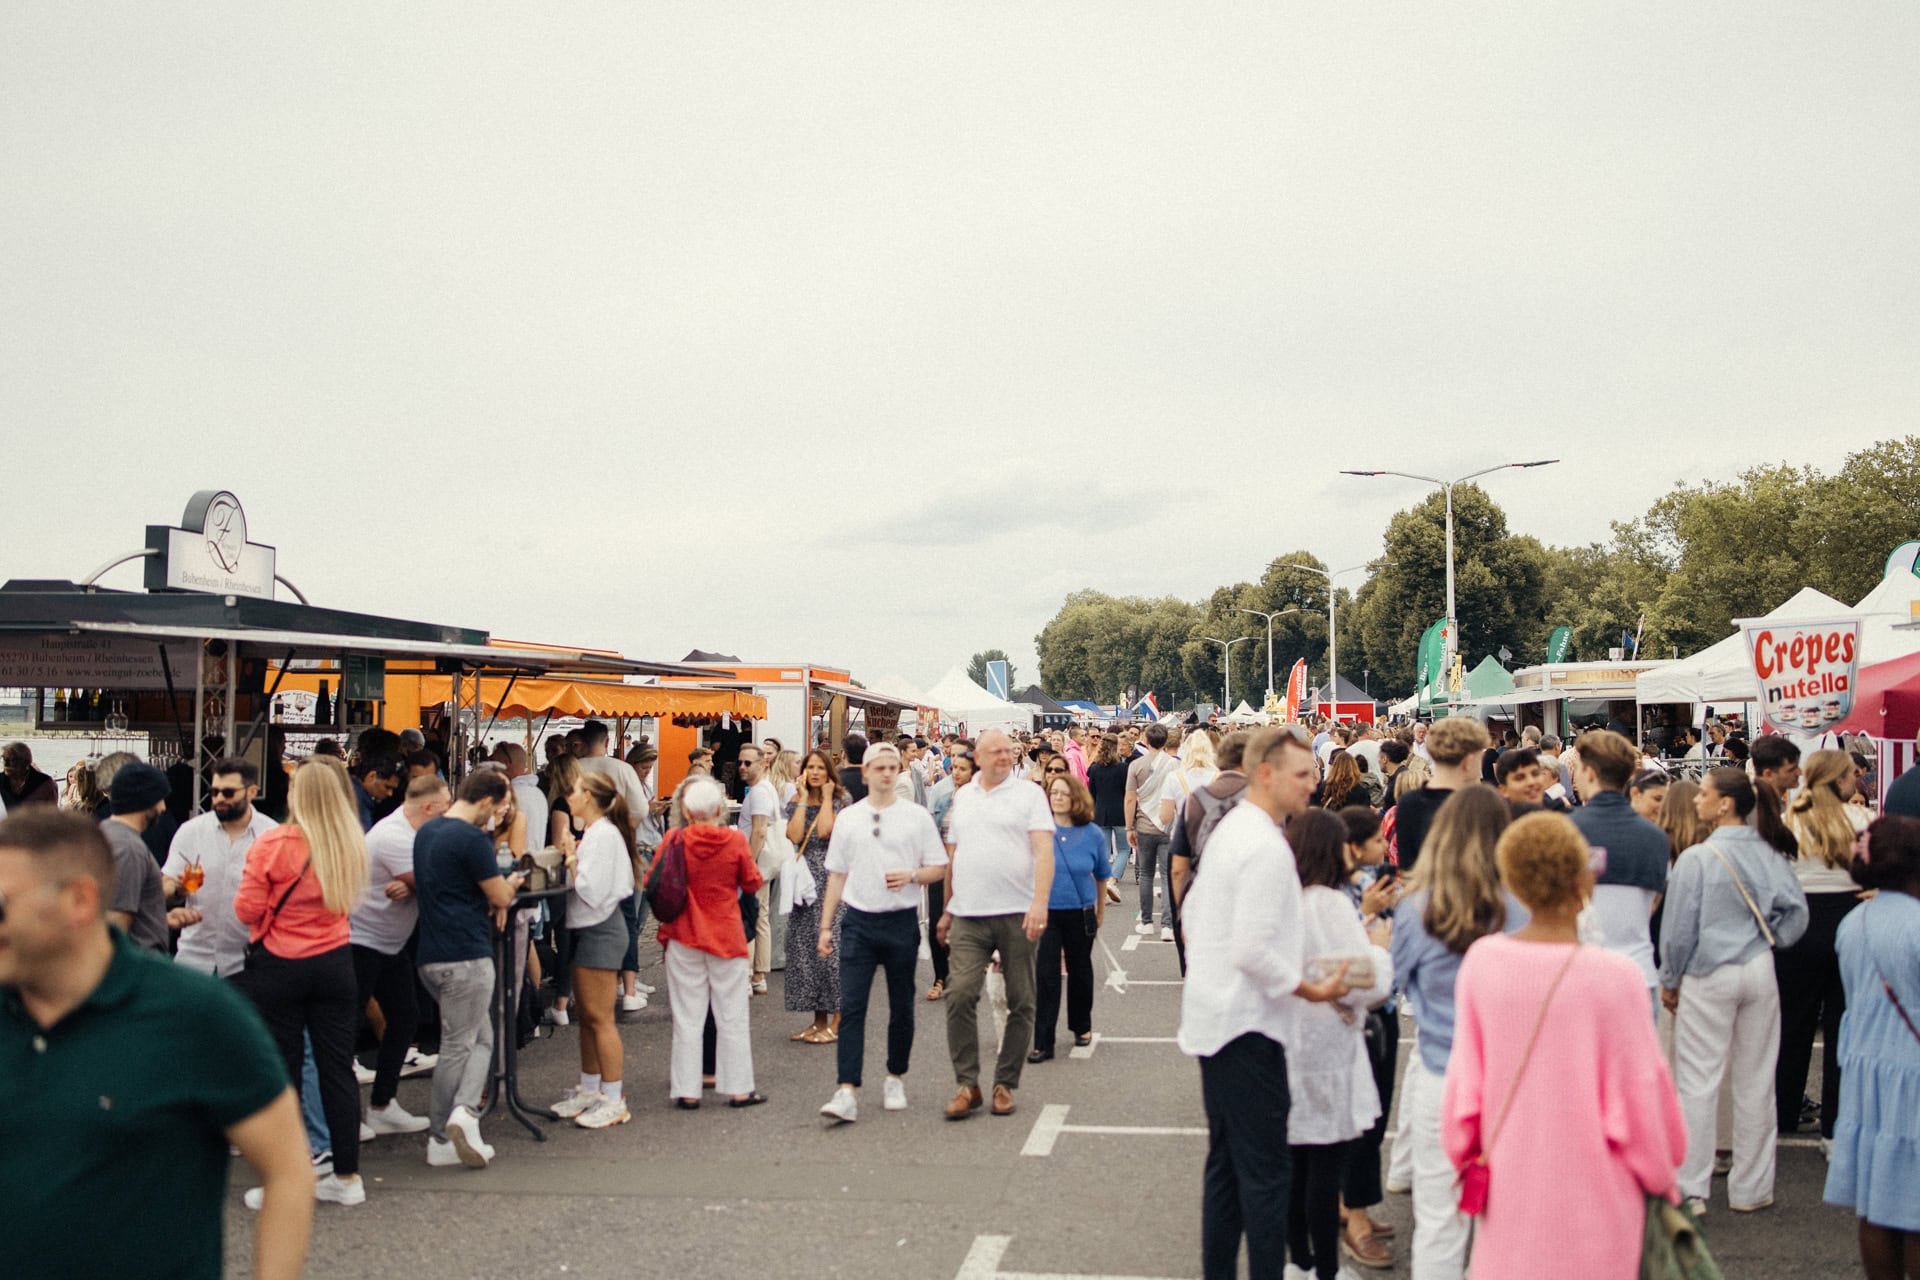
[
  {"xmin": 1284, "ymin": 1265, "xmax": 1312, "ymax": 1280},
  {"xmin": 1384, "ymin": 1178, "xmax": 1410, "ymax": 1195},
  {"xmin": 819, "ymin": 1086, "xmax": 858, "ymax": 1124},
  {"xmin": 352, "ymin": 1059, "xmax": 376, "ymax": 1086},
  {"xmin": 1160, "ymin": 926, "xmax": 1174, "ymax": 942},
  {"xmin": 445, "ymin": 1105, "xmax": 490, "ymax": 1169},
  {"xmin": 358, "ymin": 1121, "xmax": 377, "ymax": 1142},
  {"xmin": 364, "ymin": 1101, "xmax": 429, "ymax": 1135},
  {"xmin": 426, "ymin": 1137, "xmax": 464, "ymax": 1168},
  {"xmin": 883, "ymin": 1077, "xmax": 907, "ymax": 1112},
  {"xmin": 1134, "ymin": 921, "xmax": 1153, "ymax": 935},
  {"xmin": 399, "ymin": 1049, "xmax": 438, "ymax": 1078},
  {"xmin": 1683, "ymin": 1197, "xmax": 1708, "ymax": 1218},
  {"xmin": 620, "ymin": 992, "xmax": 648, "ymax": 1012},
  {"xmin": 751, "ymin": 977, "xmax": 769, "ymax": 995},
  {"xmin": 1820, "ymin": 1137, "xmax": 1833, "ymax": 1162},
  {"xmin": 550, "ymin": 1087, "xmax": 599, "ymax": 1119},
  {"xmin": 574, "ymin": 1095, "xmax": 632, "ymax": 1129},
  {"xmin": 314, "ymin": 1173, "xmax": 366, "ymax": 1206},
  {"xmin": 544, "ymin": 1005, "xmax": 571, "ymax": 1026},
  {"xmin": 633, "ymin": 981, "xmax": 656, "ymax": 995},
  {"xmin": 243, "ymin": 1186, "xmax": 266, "ymax": 1211}
]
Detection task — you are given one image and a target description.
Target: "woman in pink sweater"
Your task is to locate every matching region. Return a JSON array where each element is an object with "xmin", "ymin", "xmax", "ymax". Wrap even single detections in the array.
[{"xmin": 1442, "ymin": 812, "xmax": 1686, "ymax": 1280}]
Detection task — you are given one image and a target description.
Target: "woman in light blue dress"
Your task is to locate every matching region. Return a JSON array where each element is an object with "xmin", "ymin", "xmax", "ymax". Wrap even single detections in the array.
[{"xmin": 1824, "ymin": 814, "xmax": 1920, "ymax": 1279}]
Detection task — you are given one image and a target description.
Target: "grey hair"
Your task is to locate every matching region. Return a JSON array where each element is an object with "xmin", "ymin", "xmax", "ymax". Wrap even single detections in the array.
[{"xmin": 680, "ymin": 775, "xmax": 727, "ymax": 822}]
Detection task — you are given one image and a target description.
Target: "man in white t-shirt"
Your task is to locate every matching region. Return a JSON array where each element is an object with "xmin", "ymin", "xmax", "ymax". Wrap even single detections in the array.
[
  {"xmin": 573, "ymin": 720, "xmax": 647, "ymax": 816},
  {"xmin": 492, "ymin": 743, "xmax": 548, "ymax": 857},
  {"xmin": 815, "ymin": 745, "xmax": 949, "ymax": 1123},
  {"xmin": 736, "ymin": 743, "xmax": 781, "ymax": 994},
  {"xmin": 162, "ymin": 757, "xmax": 278, "ymax": 979},
  {"xmin": 934, "ymin": 728, "xmax": 1054, "ymax": 1119},
  {"xmin": 352, "ymin": 775, "xmax": 450, "ymax": 1135}
]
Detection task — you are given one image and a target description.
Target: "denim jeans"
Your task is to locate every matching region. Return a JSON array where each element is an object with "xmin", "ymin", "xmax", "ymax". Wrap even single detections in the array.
[
  {"xmin": 1099, "ymin": 826, "xmax": 1130, "ymax": 882},
  {"xmin": 300, "ymin": 1034, "xmax": 328, "ymax": 1155},
  {"xmin": 1134, "ymin": 831, "xmax": 1171, "ymax": 926},
  {"xmin": 836, "ymin": 907, "xmax": 920, "ymax": 1087}
]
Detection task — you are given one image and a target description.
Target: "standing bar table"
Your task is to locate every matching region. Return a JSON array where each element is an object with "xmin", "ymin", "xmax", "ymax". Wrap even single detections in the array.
[{"xmin": 482, "ymin": 885, "xmax": 570, "ymax": 1139}]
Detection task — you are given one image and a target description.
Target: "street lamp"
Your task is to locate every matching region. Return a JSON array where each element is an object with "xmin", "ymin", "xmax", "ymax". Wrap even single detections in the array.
[
  {"xmin": 1290, "ymin": 561, "xmax": 1394, "ymax": 723},
  {"xmin": 1232, "ymin": 606, "xmax": 1304, "ymax": 701},
  {"xmin": 1340, "ymin": 460, "xmax": 1559, "ymax": 707},
  {"xmin": 1201, "ymin": 635, "xmax": 1255, "ymax": 713}
]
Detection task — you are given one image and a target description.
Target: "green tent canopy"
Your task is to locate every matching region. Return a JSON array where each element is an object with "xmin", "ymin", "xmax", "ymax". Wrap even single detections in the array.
[{"xmin": 1465, "ymin": 654, "xmax": 1516, "ymax": 701}]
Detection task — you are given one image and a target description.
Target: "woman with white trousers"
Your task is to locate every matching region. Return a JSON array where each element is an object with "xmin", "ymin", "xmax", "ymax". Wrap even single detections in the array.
[{"xmin": 1659, "ymin": 766, "xmax": 1808, "ymax": 1215}]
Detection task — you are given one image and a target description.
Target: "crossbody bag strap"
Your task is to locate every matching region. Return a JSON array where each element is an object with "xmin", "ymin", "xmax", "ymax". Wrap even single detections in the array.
[
  {"xmin": 1478, "ymin": 944, "xmax": 1582, "ymax": 1162},
  {"xmin": 1706, "ymin": 840, "xmax": 1776, "ymax": 947},
  {"xmin": 1868, "ymin": 909, "xmax": 1920, "ymax": 1048},
  {"xmin": 260, "ymin": 857, "xmax": 311, "ymax": 943}
]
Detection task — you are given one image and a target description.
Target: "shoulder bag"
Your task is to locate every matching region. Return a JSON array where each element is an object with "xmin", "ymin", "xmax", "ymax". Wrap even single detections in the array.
[
  {"xmin": 1641, "ymin": 1195, "xmax": 1724, "ymax": 1280},
  {"xmin": 1704, "ymin": 837, "xmax": 1776, "ymax": 948},
  {"xmin": 245, "ymin": 857, "xmax": 310, "ymax": 966},
  {"xmin": 1456, "ymin": 944, "xmax": 1582, "ymax": 1215},
  {"xmin": 643, "ymin": 829, "xmax": 689, "ymax": 923}
]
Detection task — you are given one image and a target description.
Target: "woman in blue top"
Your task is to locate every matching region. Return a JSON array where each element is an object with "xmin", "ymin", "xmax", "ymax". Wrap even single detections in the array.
[
  {"xmin": 1029, "ymin": 773, "xmax": 1113, "ymax": 1062},
  {"xmin": 1824, "ymin": 815, "xmax": 1920, "ymax": 1280}
]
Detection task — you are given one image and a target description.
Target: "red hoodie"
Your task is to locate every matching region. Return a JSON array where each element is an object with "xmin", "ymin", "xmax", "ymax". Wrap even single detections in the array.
[{"xmin": 653, "ymin": 824, "xmax": 764, "ymax": 959}]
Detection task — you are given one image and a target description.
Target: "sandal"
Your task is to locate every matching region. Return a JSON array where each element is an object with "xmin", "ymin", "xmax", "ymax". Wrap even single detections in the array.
[
  {"xmin": 925, "ymin": 980, "xmax": 945, "ymax": 1001},
  {"xmin": 673, "ymin": 1098, "xmax": 701, "ymax": 1110},
  {"xmin": 818, "ymin": 1025, "xmax": 838, "ymax": 1043},
  {"xmin": 728, "ymin": 1092, "xmax": 769, "ymax": 1108},
  {"xmin": 791, "ymin": 1026, "xmax": 816, "ymax": 1041},
  {"xmin": 799, "ymin": 1025, "xmax": 833, "ymax": 1044}
]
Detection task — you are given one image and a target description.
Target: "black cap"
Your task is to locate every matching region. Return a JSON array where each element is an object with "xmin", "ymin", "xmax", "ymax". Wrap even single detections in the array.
[{"xmin": 110, "ymin": 762, "xmax": 171, "ymax": 814}]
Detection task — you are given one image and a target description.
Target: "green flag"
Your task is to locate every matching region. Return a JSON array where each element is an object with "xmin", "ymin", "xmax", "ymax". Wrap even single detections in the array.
[
  {"xmin": 1546, "ymin": 625, "xmax": 1572, "ymax": 664},
  {"xmin": 1417, "ymin": 617, "xmax": 1448, "ymax": 707}
]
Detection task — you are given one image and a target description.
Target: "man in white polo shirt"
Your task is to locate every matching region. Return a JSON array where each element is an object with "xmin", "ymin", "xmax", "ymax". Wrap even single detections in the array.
[
  {"xmin": 162, "ymin": 757, "xmax": 278, "ymax": 978},
  {"xmin": 815, "ymin": 744, "xmax": 949, "ymax": 1124},
  {"xmin": 934, "ymin": 728, "xmax": 1053, "ymax": 1120}
]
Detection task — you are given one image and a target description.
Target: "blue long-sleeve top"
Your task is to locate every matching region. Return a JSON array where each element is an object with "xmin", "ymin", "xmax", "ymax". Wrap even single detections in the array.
[
  {"xmin": 1391, "ymin": 888, "xmax": 1530, "ymax": 1075},
  {"xmin": 1048, "ymin": 822, "xmax": 1114, "ymax": 910},
  {"xmin": 1657, "ymin": 825, "xmax": 1809, "ymax": 986}
]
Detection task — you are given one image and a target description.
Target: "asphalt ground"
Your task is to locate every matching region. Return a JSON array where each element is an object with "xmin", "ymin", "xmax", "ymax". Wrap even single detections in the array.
[{"xmin": 223, "ymin": 902, "xmax": 1863, "ymax": 1280}]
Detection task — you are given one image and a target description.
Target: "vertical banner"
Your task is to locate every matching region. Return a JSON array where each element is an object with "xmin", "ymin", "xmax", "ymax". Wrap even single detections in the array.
[
  {"xmin": 1738, "ymin": 616, "xmax": 1860, "ymax": 735},
  {"xmin": 1545, "ymin": 626, "xmax": 1572, "ymax": 664},
  {"xmin": 985, "ymin": 660, "xmax": 1010, "ymax": 701},
  {"xmin": 1416, "ymin": 618, "xmax": 1447, "ymax": 706},
  {"xmin": 1284, "ymin": 659, "xmax": 1308, "ymax": 722}
]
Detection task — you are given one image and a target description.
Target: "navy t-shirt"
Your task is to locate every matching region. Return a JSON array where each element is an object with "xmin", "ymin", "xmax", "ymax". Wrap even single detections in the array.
[{"xmin": 413, "ymin": 816, "xmax": 501, "ymax": 965}]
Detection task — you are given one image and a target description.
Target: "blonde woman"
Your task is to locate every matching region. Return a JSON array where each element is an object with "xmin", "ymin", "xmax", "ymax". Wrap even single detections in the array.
[
  {"xmin": 62, "ymin": 758, "xmax": 106, "ymax": 815},
  {"xmin": 1158, "ymin": 730, "xmax": 1219, "ymax": 834},
  {"xmin": 549, "ymin": 770, "xmax": 638, "ymax": 1129},
  {"xmin": 768, "ymin": 750, "xmax": 801, "ymax": 809},
  {"xmin": 234, "ymin": 756, "xmax": 372, "ymax": 1206},
  {"xmin": 1778, "ymin": 750, "xmax": 1869, "ymax": 1146}
]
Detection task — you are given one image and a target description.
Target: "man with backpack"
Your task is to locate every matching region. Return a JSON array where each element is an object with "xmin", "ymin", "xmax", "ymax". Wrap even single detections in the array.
[{"xmin": 1167, "ymin": 731, "xmax": 1249, "ymax": 974}]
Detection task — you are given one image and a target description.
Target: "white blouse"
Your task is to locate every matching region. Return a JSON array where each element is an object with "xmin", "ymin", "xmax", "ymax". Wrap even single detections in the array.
[
  {"xmin": 1284, "ymin": 884, "xmax": 1395, "ymax": 1146},
  {"xmin": 569, "ymin": 817, "xmax": 635, "ymax": 930}
]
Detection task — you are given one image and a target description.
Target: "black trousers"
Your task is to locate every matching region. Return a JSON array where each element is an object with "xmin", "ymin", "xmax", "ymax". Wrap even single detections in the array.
[
  {"xmin": 351, "ymin": 944, "xmax": 419, "ymax": 1109},
  {"xmin": 1200, "ymin": 1033, "xmax": 1292, "ymax": 1280},
  {"xmin": 837, "ymin": 906, "xmax": 920, "ymax": 1087},
  {"xmin": 1343, "ymin": 1009, "xmax": 1398, "ymax": 1208},
  {"xmin": 1033, "ymin": 908, "xmax": 1096, "ymax": 1053},
  {"xmin": 1775, "ymin": 890, "xmax": 1853, "ymax": 1135},
  {"xmin": 926, "ymin": 879, "xmax": 949, "ymax": 984},
  {"xmin": 239, "ymin": 945, "xmax": 361, "ymax": 1177},
  {"xmin": 1288, "ymin": 1141, "xmax": 1350, "ymax": 1280}
]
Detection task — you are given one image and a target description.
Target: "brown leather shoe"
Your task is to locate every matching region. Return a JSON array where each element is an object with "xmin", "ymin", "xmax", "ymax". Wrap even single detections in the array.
[
  {"xmin": 943, "ymin": 1086, "xmax": 983, "ymax": 1120},
  {"xmin": 990, "ymin": 1084, "xmax": 1016, "ymax": 1116},
  {"xmin": 1341, "ymin": 1231, "xmax": 1394, "ymax": 1270}
]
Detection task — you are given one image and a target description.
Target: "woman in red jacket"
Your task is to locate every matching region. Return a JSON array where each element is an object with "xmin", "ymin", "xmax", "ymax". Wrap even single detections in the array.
[
  {"xmin": 234, "ymin": 756, "xmax": 371, "ymax": 1206},
  {"xmin": 657, "ymin": 775, "xmax": 766, "ymax": 1109}
]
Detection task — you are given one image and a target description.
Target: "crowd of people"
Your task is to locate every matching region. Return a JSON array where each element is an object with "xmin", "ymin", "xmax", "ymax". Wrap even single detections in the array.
[{"xmin": 2, "ymin": 705, "xmax": 1918, "ymax": 1279}]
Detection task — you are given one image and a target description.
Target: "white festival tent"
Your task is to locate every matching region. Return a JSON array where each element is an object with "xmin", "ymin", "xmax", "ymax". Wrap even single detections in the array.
[
  {"xmin": 1387, "ymin": 691, "xmax": 1420, "ymax": 718},
  {"xmin": 1224, "ymin": 700, "xmax": 1266, "ymax": 725},
  {"xmin": 1636, "ymin": 586, "xmax": 1849, "ymax": 706},
  {"xmin": 918, "ymin": 666, "xmax": 1037, "ymax": 734}
]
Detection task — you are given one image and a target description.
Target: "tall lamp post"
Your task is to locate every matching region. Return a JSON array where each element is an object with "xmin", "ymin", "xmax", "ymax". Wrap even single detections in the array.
[
  {"xmin": 1340, "ymin": 461, "xmax": 1558, "ymax": 707},
  {"xmin": 1291, "ymin": 561, "xmax": 1394, "ymax": 723},
  {"xmin": 1232, "ymin": 606, "xmax": 1303, "ymax": 703},
  {"xmin": 1201, "ymin": 635, "xmax": 1255, "ymax": 713}
]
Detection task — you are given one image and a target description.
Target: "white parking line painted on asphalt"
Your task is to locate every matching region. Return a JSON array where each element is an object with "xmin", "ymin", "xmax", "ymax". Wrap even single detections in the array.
[
  {"xmin": 1022, "ymin": 1103, "xmax": 1207, "ymax": 1156},
  {"xmin": 1123, "ymin": 979, "xmax": 1184, "ymax": 986},
  {"xmin": 1121, "ymin": 933, "xmax": 1141, "ymax": 953},
  {"xmin": 956, "ymin": 1233, "xmax": 1200, "ymax": 1280},
  {"xmin": 1070, "ymin": 1033, "xmax": 1178, "ymax": 1059}
]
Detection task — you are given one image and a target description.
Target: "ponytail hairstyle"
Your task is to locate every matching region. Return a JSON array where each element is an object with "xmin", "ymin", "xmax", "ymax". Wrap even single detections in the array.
[
  {"xmin": 1786, "ymin": 750, "xmax": 1858, "ymax": 871},
  {"xmin": 286, "ymin": 756, "xmax": 371, "ymax": 916},
  {"xmin": 575, "ymin": 769, "xmax": 640, "ymax": 881},
  {"xmin": 1857, "ymin": 815, "xmax": 1920, "ymax": 895},
  {"xmin": 1704, "ymin": 766, "xmax": 1798, "ymax": 859}
]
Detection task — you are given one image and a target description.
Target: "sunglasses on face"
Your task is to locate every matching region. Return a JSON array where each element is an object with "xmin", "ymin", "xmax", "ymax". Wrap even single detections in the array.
[
  {"xmin": 1044, "ymin": 765, "xmax": 1068, "ymax": 775},
  {"xmin": 209, "ymin": 786, "xmax": 246, "ymax": 799}
]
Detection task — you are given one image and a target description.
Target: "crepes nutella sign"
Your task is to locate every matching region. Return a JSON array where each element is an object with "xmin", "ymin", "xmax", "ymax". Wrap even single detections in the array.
[{"xmin": 1739, "ymin": 616, "xmax": 1860, "ymax": 735}]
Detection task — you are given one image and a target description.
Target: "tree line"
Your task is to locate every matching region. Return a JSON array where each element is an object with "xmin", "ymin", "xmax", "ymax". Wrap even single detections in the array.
[{"xmin": 1033, "ymin": 436, "xmax": 1920, "ymax": 708}]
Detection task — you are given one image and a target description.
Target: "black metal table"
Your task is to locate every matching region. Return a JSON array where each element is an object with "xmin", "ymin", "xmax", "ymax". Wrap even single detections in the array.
[{"xmin": 482, "ymin": 885, "xmax": 569, "ymax": 1140}]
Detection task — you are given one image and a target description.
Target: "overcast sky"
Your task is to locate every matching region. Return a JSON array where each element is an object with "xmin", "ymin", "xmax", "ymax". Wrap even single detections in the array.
[{"xmin": 5, "ymin": 5, "xmax": 1916, "ymax": 696}]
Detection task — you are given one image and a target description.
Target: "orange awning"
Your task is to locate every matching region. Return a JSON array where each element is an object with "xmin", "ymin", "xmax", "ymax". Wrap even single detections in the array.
[{"xmin": 413, "ymin": 676, "xmax": 765, "ymax": 723}]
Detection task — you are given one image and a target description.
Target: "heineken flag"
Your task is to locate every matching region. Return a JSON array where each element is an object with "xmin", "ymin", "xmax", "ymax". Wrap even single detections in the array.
[
  {"xmin": 1546, "ymin": 626, "xmax": 1572, "ymax": 664},
  {"xmin": 1417, "ymin": 617, "xmax": 1447, "ymax": 705}
]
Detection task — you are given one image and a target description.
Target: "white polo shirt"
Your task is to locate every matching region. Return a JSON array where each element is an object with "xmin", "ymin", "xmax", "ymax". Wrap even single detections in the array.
[
  {"xmin": 351, "ymin": 809, "xmax": 422, "ymax": 955},
  {"xmin": 162, "ymin": 807, "xmax": 279, "ymax": 978},
  {"xmin": 945, "ymin": 773, "xmax": 1054, "ymax": 918},
  {"xmin": 823, "ymin": 797, "xmax": 948, "ymax": 914}
]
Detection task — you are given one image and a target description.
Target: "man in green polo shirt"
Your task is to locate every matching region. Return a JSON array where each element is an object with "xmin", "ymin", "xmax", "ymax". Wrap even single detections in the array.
[{"xmin": 0, "ymin": 809, "xmax": 314, "ymax": 1279}]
